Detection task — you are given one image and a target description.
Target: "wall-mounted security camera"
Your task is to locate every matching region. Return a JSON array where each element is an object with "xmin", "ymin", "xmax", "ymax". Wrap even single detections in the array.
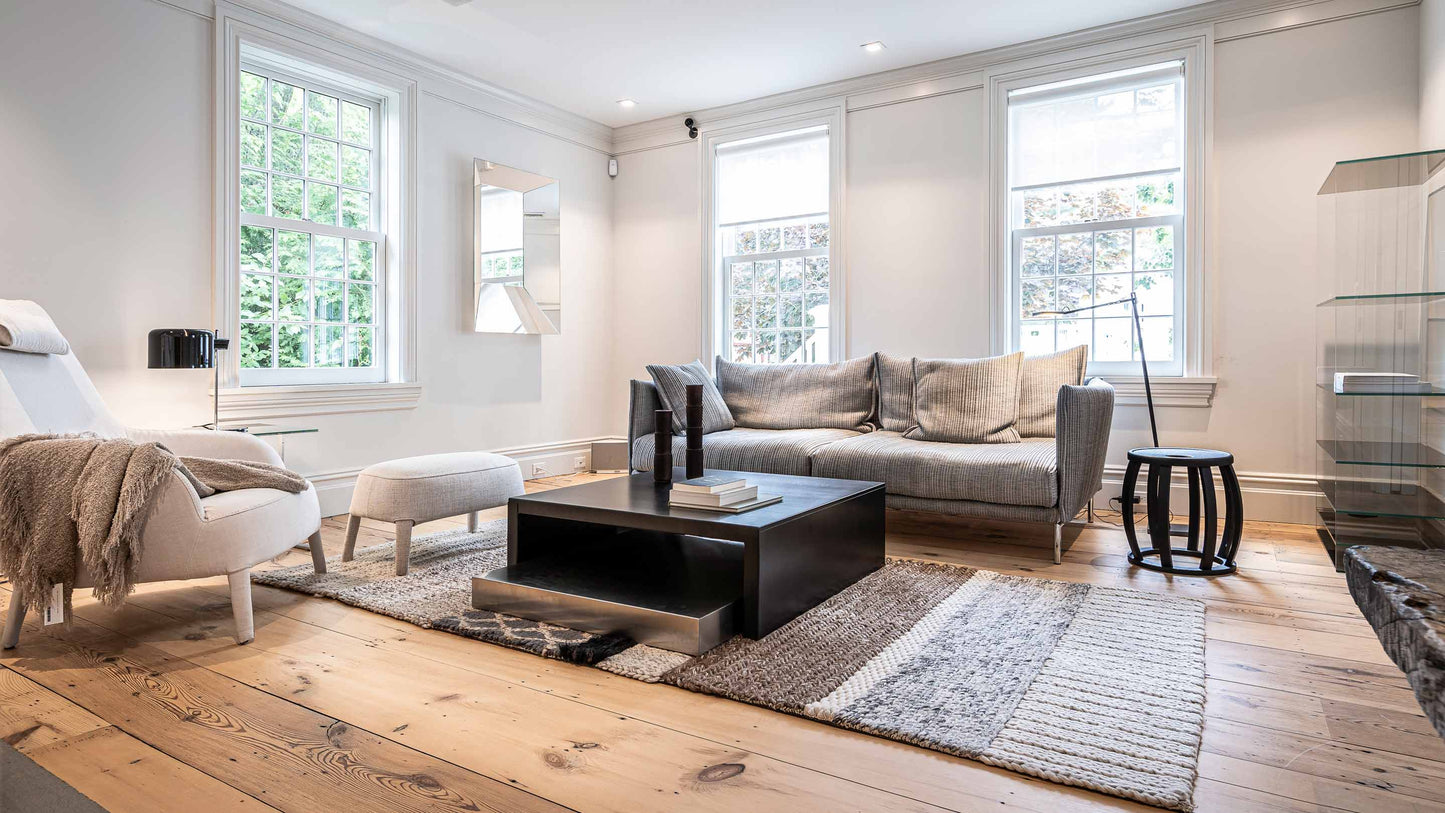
[{"xmin": 685, "ymin": 117, "xmax": 698, "ymax": 139}]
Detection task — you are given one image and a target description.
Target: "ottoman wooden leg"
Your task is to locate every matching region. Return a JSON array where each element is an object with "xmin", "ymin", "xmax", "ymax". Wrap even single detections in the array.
[
  {"xmin": 342, "ymin": 515, "xmax": 362, "ymax": 562},
  {"xmin": 395, "ymin": 520, "xmax": 413, "ymax": 576},
  {"xmin": 467, "ymin": 511, "xmax": 479, "ymax": 533}
]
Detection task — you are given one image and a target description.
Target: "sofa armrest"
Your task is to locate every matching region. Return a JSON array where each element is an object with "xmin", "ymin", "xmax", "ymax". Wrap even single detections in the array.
[
  {"xmin": 627, "ymin": 379, "xmax": 662, "ymax": 471},
  {"xmin": 1055, "ymin": 377, "xmax": 1115, "ymax": 523},
  {"xmin": 127, "ymin": 427, "xmax": 284, "ymax": 467}
]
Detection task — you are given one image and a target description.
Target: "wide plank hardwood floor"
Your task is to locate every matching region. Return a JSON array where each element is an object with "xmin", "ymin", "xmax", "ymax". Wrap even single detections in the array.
[{"xmin": 3, "ymin": 472, "xmax": 1443, "ymax": 812}]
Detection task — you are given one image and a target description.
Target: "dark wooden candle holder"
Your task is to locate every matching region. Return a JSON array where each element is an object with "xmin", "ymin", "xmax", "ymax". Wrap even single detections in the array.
[
  {"xmin": 653, "ymin": 409, "xmax": 673, "ymax": 484},
  {"xmin": 685, "ymin": 384, "xmax": 705, "ymax": 480}
]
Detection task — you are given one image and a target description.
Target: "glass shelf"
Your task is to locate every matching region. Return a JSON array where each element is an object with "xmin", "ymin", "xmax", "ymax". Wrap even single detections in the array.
[
  {"xmin": 1319, "ymin": 477, "xmax": 1445, "ymax": 521},
  {"xmin": 1317, "ymin": 291, "xmax": 1445, "ymax": 307},
  {"xmin": 1318, "ymin": 440, "xmax": 1445, "ymax": 468},
  {"xmin": 1318, "ymin": 148, "xmax": 1445, "ymax": 194},
  {"xmin": 1316, "ymin": 383, "xmax": 1445, "ymax": 397}
]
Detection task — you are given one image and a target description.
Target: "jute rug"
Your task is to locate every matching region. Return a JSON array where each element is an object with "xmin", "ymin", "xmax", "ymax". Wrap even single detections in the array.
[{"xmin": 255, "ymin": 521, "xmax": 1207, "ymax": 811}]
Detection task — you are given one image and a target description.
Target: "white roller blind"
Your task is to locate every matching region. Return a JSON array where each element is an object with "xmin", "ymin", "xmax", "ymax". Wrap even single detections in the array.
[
  {"xmin": 716, "ymin": 126, "xmax": 829, "ymax": 224},
  {"xmin": 1009, "ymin": 62, "xmax": 1183, "ymax": 189},
  {"xmin": 477, "ymin": 187, "xmax": 523, "ymax": 252}
]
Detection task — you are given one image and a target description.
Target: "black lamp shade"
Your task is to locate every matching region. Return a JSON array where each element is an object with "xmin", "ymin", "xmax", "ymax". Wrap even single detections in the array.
[{"xmin": 148, "ymin": 329, "xmax": 216, "ymax": 369}]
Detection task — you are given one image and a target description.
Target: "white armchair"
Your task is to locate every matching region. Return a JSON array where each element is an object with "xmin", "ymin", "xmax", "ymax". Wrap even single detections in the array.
[{"xmin": 0, "ymin": 304, "xmax": 324, "ymax": 647}]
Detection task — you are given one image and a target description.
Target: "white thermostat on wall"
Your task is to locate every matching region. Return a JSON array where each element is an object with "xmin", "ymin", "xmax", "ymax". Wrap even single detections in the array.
[{"xmin": 608, "ymin": 158, "xmax": 618, "ymax": 177}]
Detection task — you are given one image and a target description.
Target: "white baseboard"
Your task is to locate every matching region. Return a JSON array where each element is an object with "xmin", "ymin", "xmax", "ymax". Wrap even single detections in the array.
[
  {"xmin": 306, "ymin": 435, "xmax": 627, "ymax": 517},
  {"xmin": 1097, "ymin": 464, "xmax": 1320, "ymax": 525}
]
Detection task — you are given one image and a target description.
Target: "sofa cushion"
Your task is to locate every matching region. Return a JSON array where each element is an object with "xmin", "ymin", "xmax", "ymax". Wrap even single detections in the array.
[
  {"xmin": 632, "ymin": 427, "xmax": 861, "ymax": 477},
  {"xmin": 904, "ymin": 352, "xmax": 1024, "ymax": 444},
  {"xmin": 874, "ymin": 351, "xmax": 915, "ymax": 432},
  {"xmin": 811, "ymin": 431, "xmax": 1058, "ymax": 507},
  {"xmin": 716, "ymin": 355, "xmax": 875, "ymax": 431},
  {"xmin": 1018, "ymin": 345, "xmax": 1088, "ymax": 438},
  {"xmin": 646, "ymin": 360, "xmax": 735, "ymax": 434}
]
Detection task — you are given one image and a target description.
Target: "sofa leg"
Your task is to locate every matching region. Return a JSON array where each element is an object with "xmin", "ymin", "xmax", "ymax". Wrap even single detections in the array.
[
  {"xmin": 308, "ymin": 530, "xmax": 326, "ymax": 574},
  {"xmin": 466, "ymin": 511, "xmax": 479, "ymax": 533},
  {"xmin": 1053, "ymin": 524, "xmax": 1063, "ymax": 565},
  {"xmin": 395, "ymin": 520, "xmax": 413, "ymax": 576},
  {"xmin": 1087, "ymin": 498, "xmax": 1096, "ymax": 524},
  {"xmin": 2, "ymin": 590, "xmax": 25, "ymax": 650},
  {"xmin": 342, "ymin": 515, "xmax": 361, "ymax": 562},
  {"xmin": 228, "ymin": 570, "xmax": 254, "ymax": 645}
]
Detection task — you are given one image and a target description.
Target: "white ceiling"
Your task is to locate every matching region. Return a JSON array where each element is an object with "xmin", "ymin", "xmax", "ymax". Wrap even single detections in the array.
[{"xmin": 282, "ymin": 0, "xmax": 1212, "ymax": 128}]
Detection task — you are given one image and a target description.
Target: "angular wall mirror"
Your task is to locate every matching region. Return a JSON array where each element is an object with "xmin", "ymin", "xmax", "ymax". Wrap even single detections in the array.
[{"xmin": 474, "ymin": 159, "xmax": 560, "ymax": 334}]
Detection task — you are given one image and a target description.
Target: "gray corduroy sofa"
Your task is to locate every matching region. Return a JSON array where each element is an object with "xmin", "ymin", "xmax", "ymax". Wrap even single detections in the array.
[{"xmin": 627, "ymin": 353, "xmax": 1115, "ymax": 564}]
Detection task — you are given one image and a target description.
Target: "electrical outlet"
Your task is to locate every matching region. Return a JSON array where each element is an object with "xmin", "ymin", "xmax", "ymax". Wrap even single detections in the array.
[
  {"xmin": 531, "ymin": 463, "xmax": 548, "ymax": 477},
  {"xmin": 573, "ymin": 455, "xmax": 587, "ymax": 471}
]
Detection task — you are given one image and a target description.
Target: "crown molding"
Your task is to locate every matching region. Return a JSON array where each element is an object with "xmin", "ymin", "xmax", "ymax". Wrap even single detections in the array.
[
  {"xmin": 180, "ymin": 0, "xmax": 615, "ymax": 153},
  {"xmin": 612, "ymin": 0, "xmax": 1418, "ymax": 154}
]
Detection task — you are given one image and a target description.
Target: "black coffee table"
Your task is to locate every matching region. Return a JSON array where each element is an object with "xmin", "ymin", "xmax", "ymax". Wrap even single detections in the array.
[{"xmin": 471, "ymin": 469, "xmax": 885, "ymax": 654}]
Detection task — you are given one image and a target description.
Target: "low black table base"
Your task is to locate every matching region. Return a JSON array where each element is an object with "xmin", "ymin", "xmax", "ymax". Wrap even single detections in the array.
[{"xmin": 1122, "ymin": 447, "xmax": 1243, "ymax": 576}]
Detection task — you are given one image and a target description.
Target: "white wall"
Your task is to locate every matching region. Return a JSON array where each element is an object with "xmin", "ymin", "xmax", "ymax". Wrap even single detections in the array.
[
  {"xmin": 1, "ymin": 0, "xmax": 618, "ymax": 514},
  {"xmin": 846, "ymin": 92, "xmax": 991, "ymax": 358},
  {"xmin": 0, "ymin": 0, "xmax": 215, "ymax": 429},
  {"xmin": 608, "ymin": 7, "xmax": 1424, "ymax": 522},
  {"xmin": 1424, "ymin": 0, "xmax": 1445, "ymax": 148},
  {"xmin": 610, "ymin": 141, "xmax": 702, "ymax": 383}
]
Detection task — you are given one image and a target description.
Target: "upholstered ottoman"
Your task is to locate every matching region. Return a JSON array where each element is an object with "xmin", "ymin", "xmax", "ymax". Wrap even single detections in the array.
[{"xmin": 344, "ymin": 452, "xmax": 525, "ymax": 575}]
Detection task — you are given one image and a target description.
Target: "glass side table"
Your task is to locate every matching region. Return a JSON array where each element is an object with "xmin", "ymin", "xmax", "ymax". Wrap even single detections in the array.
[{"xmin": 214, "ymin": 422, "xmax": 318, "ymax": 464}]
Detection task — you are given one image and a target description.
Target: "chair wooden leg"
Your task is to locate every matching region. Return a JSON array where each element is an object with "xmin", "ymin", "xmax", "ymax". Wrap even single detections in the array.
[
  {"xmin": 394, "ymin": 520, "xmax": 413, "ymax": 576},
  {"xmin": 2, "ymin": 590, "xmax": 25, "ymax": 650},
  {"xmin": 342, "ymin": 514, "xmax": 362, "ymax": 562},
  {"xmin": 228, "ymin": 570, "xmax": 254, "ymax": 645},
  {"xmin": 308, "ymin": 529, "xmax": 327, "ymax": 574},
  {"xmin": 1053, "ymin": 524, "xmax": 1063, "ymax": 565},
  {"xmin": 467, "ymin": 511, "xmax": 479, "ymax": 533}
]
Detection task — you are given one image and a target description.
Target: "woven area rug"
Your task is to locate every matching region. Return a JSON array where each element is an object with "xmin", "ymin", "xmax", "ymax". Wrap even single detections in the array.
[{"xmin": 255, "ymin": 521, "xmax": 1207, "ymax": 811}]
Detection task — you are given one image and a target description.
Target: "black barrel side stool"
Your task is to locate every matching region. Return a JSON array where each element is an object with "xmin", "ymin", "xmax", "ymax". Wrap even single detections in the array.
[{"xmin": 1121, "ymin": 447, "xmax": 1243, "ymax": 575}]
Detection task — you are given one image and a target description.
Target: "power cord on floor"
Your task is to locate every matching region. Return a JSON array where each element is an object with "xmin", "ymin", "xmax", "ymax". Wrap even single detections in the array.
[{"xmin": 1091, "ymin": 495, "xmax": 1173, "ymax": 530}]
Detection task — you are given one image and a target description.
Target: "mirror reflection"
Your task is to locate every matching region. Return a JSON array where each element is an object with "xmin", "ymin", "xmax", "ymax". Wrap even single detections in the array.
[{"xmin": 474, "ymin": 159, "xmax": 560, "ymax": 334}]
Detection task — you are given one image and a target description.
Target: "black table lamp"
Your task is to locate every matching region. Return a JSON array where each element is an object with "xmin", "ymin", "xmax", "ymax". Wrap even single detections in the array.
[
  {"xmin": 1032, "ymin": 292, "xmax": 1159, "ymax": 448},
  {"xmin": 148, "ymin": 329, "xmax": 230, "ymax": 430}
]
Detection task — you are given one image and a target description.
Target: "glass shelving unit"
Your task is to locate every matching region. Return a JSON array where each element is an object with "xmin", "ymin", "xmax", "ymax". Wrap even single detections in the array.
[{"xmin": 1316, "ymin": 149, "xmax": 1445, "ymax": 569}]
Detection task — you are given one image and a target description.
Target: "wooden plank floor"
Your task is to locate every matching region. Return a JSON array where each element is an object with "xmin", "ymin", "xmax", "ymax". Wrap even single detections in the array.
[{"xmin": 4, "ymin": 472, "xmax": 1443, "ymax": 812}]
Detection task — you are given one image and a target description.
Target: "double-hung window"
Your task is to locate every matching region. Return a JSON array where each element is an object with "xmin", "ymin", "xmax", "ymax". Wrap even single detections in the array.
[
  {"xmin": 1007, "ymin": 62, "xmax": 1187, "ymax": 376},
  {"xmin": 713, "ymin": 126, "xmax": 833, "ymax": 364},
  {"xmin": 236, "ymin": 63, "xmax": 385, "ymax": 385}
]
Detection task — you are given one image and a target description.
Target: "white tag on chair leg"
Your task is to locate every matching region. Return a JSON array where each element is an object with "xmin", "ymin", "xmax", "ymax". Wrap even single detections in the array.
[{"xmin": 43, "ymin": 583, "xmax": 64, "ymax": 625}]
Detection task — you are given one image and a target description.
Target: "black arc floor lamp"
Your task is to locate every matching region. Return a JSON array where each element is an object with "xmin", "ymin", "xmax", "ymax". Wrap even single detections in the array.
[
  {"xmin": 1032, "ymin": 291, "xmax": 1159, "ymax": 448},
  {"xmin": 148, "ymin": 329, "xmax": 230, "ymax": 430}
]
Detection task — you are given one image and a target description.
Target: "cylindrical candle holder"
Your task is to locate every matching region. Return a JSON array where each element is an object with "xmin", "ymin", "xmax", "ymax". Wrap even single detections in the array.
[
  {"xmin": 685, "ymin": 384, "xmax": 705, "ymax": 479},
  {"xmin": 653, "ymin": 409, "xmax": 673, "ymax": 484}
]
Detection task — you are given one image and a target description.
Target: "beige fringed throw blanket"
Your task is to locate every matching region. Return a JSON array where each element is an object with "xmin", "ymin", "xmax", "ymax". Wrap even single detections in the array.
[{"xmin": 0, "ymin": 434, "xmax": 307, "ymax": 623}]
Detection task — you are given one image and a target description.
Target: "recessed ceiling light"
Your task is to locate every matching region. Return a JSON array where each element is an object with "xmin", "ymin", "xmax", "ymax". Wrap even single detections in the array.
[
  {"xmin": 861, "ymin": 41, "xmax": 886, "ymax": 53},
  {"xmin": 616, "ymin": 99, "xmax": 637, "ymax": 109}
]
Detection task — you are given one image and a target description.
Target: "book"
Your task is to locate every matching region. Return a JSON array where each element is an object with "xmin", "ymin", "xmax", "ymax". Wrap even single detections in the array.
[
  {"xmin": 671, "ymin": 494, "xmax": 782, "ymax": 514},
  {"xmin": 672, "ymin": 475, "xmax": 748, "ymax": 494},
  {"xmin": 669, "ymin": 485, "xmax": 758, "ymax": 508},
  {"xmin": 1333, "ymin": 372, "xmax": 1430, "ymax": 393}
]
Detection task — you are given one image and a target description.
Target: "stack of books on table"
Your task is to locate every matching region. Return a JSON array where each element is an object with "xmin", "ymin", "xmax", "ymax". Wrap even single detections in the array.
[
  {"xmin": 1333, "ymin": 372, "xmax": 1432, "ymax": 394},
  {"xmin": 669, "ymin": 475, "xmax": 781, "ymax": 513}
]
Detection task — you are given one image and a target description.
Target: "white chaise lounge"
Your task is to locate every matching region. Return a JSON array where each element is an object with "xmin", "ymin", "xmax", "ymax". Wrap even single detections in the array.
[{"xmin": 0, "ymin": 300, "xmax": 325, "ymax": 647}]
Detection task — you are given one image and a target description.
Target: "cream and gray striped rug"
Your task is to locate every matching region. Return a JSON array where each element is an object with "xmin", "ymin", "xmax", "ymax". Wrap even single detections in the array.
[{"xmin": 256, "ymin": 521, "xmax": 1207, "ymax": 812}]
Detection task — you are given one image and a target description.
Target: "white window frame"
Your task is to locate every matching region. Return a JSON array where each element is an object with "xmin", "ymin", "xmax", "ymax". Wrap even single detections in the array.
[
  {"xmin": 989, "ymin": 35, "xmax": 1214, "ymax": 400},
  {"xmin": 702, "ymin": 107, "xmax": 846, "ymax": 366},
  {"xmin": 215, "ymin": 3, "xmax": 418, "ymax": 409}
]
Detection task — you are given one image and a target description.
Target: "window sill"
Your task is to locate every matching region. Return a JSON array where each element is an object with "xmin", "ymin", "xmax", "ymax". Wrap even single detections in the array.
[
  {"xmin": 217, "ymin": 382, "xmax": 423, "ymax": 421},
  {"xmin": 1098, "ymin": 376, "xmax": 1216, "ymax": 408}
]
